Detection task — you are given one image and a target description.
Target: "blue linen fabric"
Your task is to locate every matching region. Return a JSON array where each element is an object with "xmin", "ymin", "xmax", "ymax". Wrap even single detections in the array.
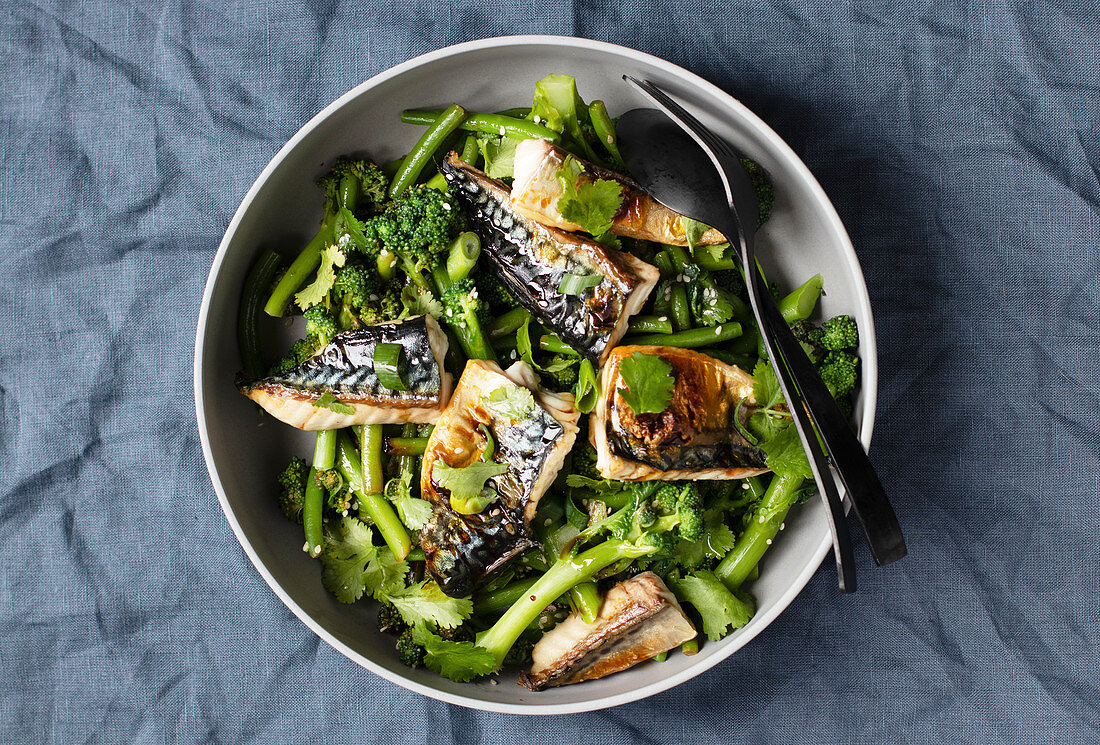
[{"xmin": 2, "ymin": 0, "xmax": 1099, "ymax": 742}]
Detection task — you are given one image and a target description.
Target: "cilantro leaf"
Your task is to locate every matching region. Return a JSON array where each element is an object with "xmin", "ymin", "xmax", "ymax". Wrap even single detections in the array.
[
  {"xmin": 400, "ymin": 284, "xmax": 443, "ymax": 319},
  {"xmin": 752, "ymin": 359, "xmax": 783, "ymax": 410},
  {"xmin": 477, "ymin": 136, "xmax": 520, "ymax": 179},
  {"xmin": 682, "ymin": 217, "xmax": 711, "ymax": 248},
  {"xmin": 668, "ymin": 570, "xmax": 755, "ymax": 641},
  {"xmin": 386, "ymin": 581, "xmax": 472, "ymax": 630},
  {"xmin": 555, "ymin": 156, "xmax": 624, "ymax": 237},
  {"xmin": 434, "ymin": 461, "xmax": 509, "ymax": 515},
  {"xmin": 384, "ymin": 470, "xmax": 433, "ymax": 531},
  {"xmin": 760, "ymin": 425, "xmax": 813, "ymax": 479},
  {"xmin": 485, "ymin": 385, "xmax": 535, "ymax": 421},
  {"xmin": 675, "ymin": 510, "xmax": 739, "ymax": 569},
  {"xmin": 315, "ymin": 392, "xmax": 355, "ymax": 415},
  {"xmin": 319, "ymin": 517, "xmax": 407, "ymax": 604},
  {"xmin": 411, "ymin": 625, "xmax": 496, "ymax": 682},
  {"xmin": 335, "ymin": 205, "xmax": 370, "ymax": 253},
  {"xmin": 617, "ymin": 352, "xmax": 675, "ymax": 415},
  {"xmin": 295, "ymin": 244, "xmax": 346, "ymax": 309}
]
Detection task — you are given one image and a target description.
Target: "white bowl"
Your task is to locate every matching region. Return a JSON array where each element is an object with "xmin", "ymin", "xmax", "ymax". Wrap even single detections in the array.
[{"xmin": 194, "ymin": 35, "xmax": 877, "ymax": 714}]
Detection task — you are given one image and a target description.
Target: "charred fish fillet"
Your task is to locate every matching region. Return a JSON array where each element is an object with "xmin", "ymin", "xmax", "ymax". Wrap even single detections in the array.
[
  {"xmin": 236, "ymin": 315, "xmax": 452, "ymax": 430},
  {"xmin": 520, "ymin": 572, "xmax": 696, "ymax": 690},
  {"xmin": 510, "ymin": 138, "xmax": 726, "ymax": 246},
  {"xmin": 441, "ymin": 153, "xmax": 659, "ymax": 364},
  {"xmin": 420, "ymin": 360, "xmax": 580, "ymax": 597},
  {"xmin": 591, "ymin": 345, "xmax": 769, "ymax": 480}
]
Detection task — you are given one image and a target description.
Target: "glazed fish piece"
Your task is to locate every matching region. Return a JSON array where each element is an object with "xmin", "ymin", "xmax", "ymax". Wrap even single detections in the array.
[
  {"xmin": 236, "ymin": 315, "xmax": 452, "ymax": 430},
  {"xmin": 441, "ymin": 153, "xmax": 659, "ymax": 365},
  {"xmin": 520, "ymin": 572, "xmax": 697, "ymax": 691},
  {"xmin": 590, "ymin": 345, "xmax": 769, "ymax": 480},
  {"xmin": 420, "ymin": 360, "xmax": 580, "ymax": 597},
  {"xmin": 510, "ymin": 138, "xmax": 726, "ymax": 246}
]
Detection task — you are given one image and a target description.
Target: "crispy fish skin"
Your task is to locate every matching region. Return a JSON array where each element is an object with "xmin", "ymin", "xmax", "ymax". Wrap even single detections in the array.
[
  {"xmin": 441, "ymin": 153, "xmax": 659, "ymax": 365},
  {"xmin": 510, "ymin": 138, "xmax": 726, "ymax": 246},
  {"xmin": 520, "ymin": 572, "xmax": 697, "ymax": 691},
  {"xmin": 420, "ymin": 360, "xmax": 580, "ymax": 597},
  {"xmin": 590, "ymin": 345, "xmax": 769, "ymax": 480},
  {"xmin": 236, "ymin": 315, "xmax": 452, "ymax": 430}
]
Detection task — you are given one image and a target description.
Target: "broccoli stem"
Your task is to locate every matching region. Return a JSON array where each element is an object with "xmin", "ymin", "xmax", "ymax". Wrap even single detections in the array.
[
  {"xmin": 487, "ymin": 307, "xmax": 529, "ymax": 340},
  {"xmin": 400, "ymin": 109, "xmax": 561, "ymax": 144},
  {"xmin": 669, "ymin": 284, "xmax": 691, "ymax": 331},
  {"xmin": 538, "ymin": 335, "xmax": 579, "ymax": 356},
  {"xmin": 474, "ymin": 576, "xmax": 538, "ymax": 616},
  {"xmin": 237, "ymin": 248, "xmax": 282, "ymax": 377},
  {"xmin": 715, "ymin": 473, "xmax": 805, "ymax": 590},
  {"xmin": 628, "ymin": 315, "xmax": 673, "ymax": 335},
  {"xmin": 476, "ymin": 538, "xmax": 652, "ymax": 668},
  {"xmin": 445, "ymin": 231, "xmax": 481, "ymax": 283},
  {"xmin": 569, "ymin": 581, "xmax": 602, "ymax": 624},
  {"xmin": 384, "ymin": 436, "xmax": 428, "ymax": 456},
  {"xmin": 390, "ymin": 104, "xmax": 467, "ymax": 197},
  {"xmin": 335, "ymin": 432, "xmax": 412, "ymax": 560},
  {"xmin": 778, "ymin": 274, "xmax": 824, "ymax": 323},
  {"xmin": 626, "ymin": 322, "xmax": 743, "ymax": 348},
  {"xmin": 303, "ymin": 430, "xmax": 338, "ymax": 557}
]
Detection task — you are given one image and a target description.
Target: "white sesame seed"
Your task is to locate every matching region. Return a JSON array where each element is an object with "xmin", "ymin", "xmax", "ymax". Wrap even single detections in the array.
[
  {"xmin": 311, "ymin": 545, "xmax": 322, "ymax": 557},
  {"xmin": 780, "ymin": 522, "xmax": 785, "ymax": 530},
  {"xmin": 369, "ymin": 293, "xmax": 379, "ymax": 301},
  {"xmin": 544, "ymin": 518, "xmax": 552, "ymax": 526},
  {"xmin": 766, "ymin": 538, "xmax": 772, "ymax": 545},
  {"xmin": 490, "ymin": 679, "xmax": 499, "ymax": 685},
  {"xmin": 715, "ymin": 326, "xmax": 723, "ymax": 335},
  {"xmin": 302, "ymin": 541, "xmax": 310, "ymax": 552},
  {"xmin": 533, "ymin": 115, "xmax": 542, "ymax": 124},
  {"xmin": 658, "ymin": 316, "xmax": 668, "ymax": 322},
  {"xmin": 742, "ymin": 483, "xmax": 750, "ymax": 490},
  {"xmin": 442, "ymin": 202, "xmax": 451, "ymax": 211},
  {"xmin": 499, "ymin": 126, "xmax": 507, "ymax": 136}
]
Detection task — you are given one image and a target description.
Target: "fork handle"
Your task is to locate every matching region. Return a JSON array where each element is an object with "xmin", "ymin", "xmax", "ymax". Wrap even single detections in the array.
[{"xmin": 751, "ymin": 269, "xmax": 907, "ymax": 566}]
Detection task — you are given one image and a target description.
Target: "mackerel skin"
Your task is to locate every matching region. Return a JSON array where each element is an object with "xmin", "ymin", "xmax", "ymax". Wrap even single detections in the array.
[
  {"xmin": 441, "ymin": 154, "xmax": 658, "ymax": 365},
  {"xmin": 236, "ymin": 315, "xmax": 452, "ymax": 430}
]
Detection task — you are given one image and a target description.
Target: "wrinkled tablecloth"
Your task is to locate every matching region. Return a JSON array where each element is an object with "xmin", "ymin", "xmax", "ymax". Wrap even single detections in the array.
[{"xmin": 2, "ymin": 1, "xmax": 1098, "ymax": 742}]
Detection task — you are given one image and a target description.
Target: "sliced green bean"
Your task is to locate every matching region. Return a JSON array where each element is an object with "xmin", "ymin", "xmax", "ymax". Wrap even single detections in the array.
[
  {"xmin": 682, "ymin": 639, "xmax": 700, "ymax": 655},
  {"xmin": 390, "ymin": 104, "xmax": 467, "ymax": 197},
  {"xmin": 303, "ymin": 430, "xmax": 338, "ymax": 558},
  {"xmin": 539, "ymin": 335, "xmax": 580, "ymax": 356},
  {"xmin": 263, "ymin": 218, "xmax": 332, "ymax": 317},
  {"xmin": 626, "ymin": 322, "xmax": 743, "ymax": 348},
  {"xmin": 237, "ymin": 248, "xmax": 282, "ymax": 377},
  {"xmin": 446, "ymin": 231, "xmax": 481, "ymax": 283},
  {"xmin": 487, "ymin": 307, "xmax": 530, "ymax": 340},
  {"xmin": 459, "ymin": 134, "xmax": 480, "ymax": 165},
  {"xmin": 359, "ymin": 424, "xmax": 385, "ymax": 496},
  {"xmin": 336, "ymin": 432, "xmax": 412, "ymax": 560},
  {"xmin": 778, "ymin": 273, "xmax": 824, "ymax": 323},
  {"xmin": 385, "ymin": 436, "xmax": 428, "ymax": 457},
  {"xmin": 400, "ymin": 109, "xmax": 560, "ymax": 143},
  {"xmin": 588, "ymin": 100, "xmax": 623, "ymax": 166},
  {"xmin": 628, "ymin": 315, "xmax": 674, "ymax": 335}
]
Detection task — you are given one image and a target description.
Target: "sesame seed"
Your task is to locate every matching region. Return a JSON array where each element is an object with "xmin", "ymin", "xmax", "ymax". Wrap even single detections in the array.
[
  {"xmin": 766, "ymin": 538, "xmax": 772, "ymax": 545},
  {"xmin": 715, "ymin": 326, "xmax": 723, "ymax": 335},
  {"xmin": 544, "ymin": 518, "xmax": 552, "ymax": 527},
  {"xmin": 302, "ymin": 541, "xmax": 310, "ymax": 552},
  {"xmin": 533, "ymin": 115, "xmax": 541, "ymax": 124},
  {"xmin": 442, "ymin": 202, "xmax": 451, "ymax": 210},
  {"xmin": 658, "ymin": 316, "xmax": 668, "ymax": 322},
  {"xmin": 499, "ymin": 126, "xmax": 507, "ymax": 136},
  {"xmin": 490, "ymin": 679, "xmax": 499, "ymax": 685},
  {"xmin": 780, "ymin": 522, "xmax": 785, "ymax": 530},
  {"xmin": 742, "ymin": 482, "xmax": 750, "ymax": 489}
]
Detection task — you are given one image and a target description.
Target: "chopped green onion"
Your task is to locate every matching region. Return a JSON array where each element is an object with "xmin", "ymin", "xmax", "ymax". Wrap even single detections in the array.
[
  {"xmin": 557, "ymin": 272, "xmax": 603, "ymax": 295},
  {"xmin": 373, "ymin": 343, "xmax": 407, "ymax": 391}
]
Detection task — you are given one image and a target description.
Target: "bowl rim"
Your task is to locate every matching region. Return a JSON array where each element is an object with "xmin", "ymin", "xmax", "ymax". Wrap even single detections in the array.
[{"xmin": 194, "ymin": 34, "xmax": 878, "ymax": 715}]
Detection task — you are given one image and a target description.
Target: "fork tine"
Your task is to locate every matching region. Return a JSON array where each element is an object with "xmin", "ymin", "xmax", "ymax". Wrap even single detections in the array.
[{"xmin": 627, "ymin": 77, "xmax": 738, "ymax": 162}]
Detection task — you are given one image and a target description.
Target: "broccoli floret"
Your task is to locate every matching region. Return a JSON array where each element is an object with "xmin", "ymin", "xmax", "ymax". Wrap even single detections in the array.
[
  {"xmin": 441, "ymin": 279, "xmax": 495, "ymax": 360},
  {"xmin": 314, "ymin": 468, "xmax": 353, "ymax": 515},
  {"xmin": 371, "ymin": 186, "xmax": 464, "ymax": 273},
  {"xmin": 333, "ymin": 262, "xmax": 403, "ymax": 327},
  {"xmin": 475, "ymin": 270, "xmax": 519, "ymax": 311},
  {"xmin": 650, "ymin": 483, "xmax": 704, "ymax": 542},
  {"xmin": 317, "ymin": 157, "xmax": 388, "ymax": 213},
  {"xmin": 790, "ymin": 320, "xmax": 826, "ymax": 364},
  {"xmin": 541, "ymin": 359, "xmax": 579, "ymax": 390},
  {"xmin": 377, "ymin": 604, "xmax": 406, "ymax": 635},
  {"xmin": 740, "ymin": 158, "xmax": 775, "ymax": 227},
  {"xmin": 302, "ymin": 304, "xmax": 338, "ymax": 345},
  {"xmin": 396, "ymin": 628, "xmax": 425, "ymax": 668},
  {"xmin": 819, "ymin": 351, "xmax": 859, "ymax": 399},
  {"xmin": 821, "ymin": 314, "xmax": 859, "ymax": 351},
  {"xmin": 275, "ymin": 456, "xmax": 309, "ymax": 523},
  {"xmin": 572, "ymin": 442, "xmax": 601, "ymax": 481},
  {"xmin": 503, "ymin": 634, "xmax": 536, "ymax": 667}
]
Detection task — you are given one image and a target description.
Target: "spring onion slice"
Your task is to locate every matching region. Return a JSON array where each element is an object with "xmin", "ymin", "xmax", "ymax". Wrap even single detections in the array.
[
  {"xmin": 557, "ymin": 272, "xmax": 603, "ymax": 295},
  {"xmin": 373, "ymin": 342, "xmax": 407, "ymax": 391}
]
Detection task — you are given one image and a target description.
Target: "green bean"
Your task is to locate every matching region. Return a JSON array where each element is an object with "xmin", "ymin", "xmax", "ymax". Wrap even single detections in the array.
[
  {"xmin": 693, "ymin": 243, "xmax": 739, "ymax": 271},
  {"xmin": 303, "ymin": 430, "xmax": 338, "ymax": 558},
  {"xmin": 263, "ymin": 218, "xmax": 332, "ymax": 317},
  {"xmin": 727, "ymin": 326, "xmax": 759, "ymax": 355},
  {"xmin": 380, "ymin": 157, "xmax": 403, "ymax": 179},
  {"xmin": 446, "ymin": 231, "xmax": 481, "ymax": 283},
  {"xmin": 704, "ymin": 349, "xmax": 757, "ymax": 369},
  {"xmin": 336, "ymin": 432, "xmax": 411, "ymax": 560},
  {"xmin": 406, "ymin": 547, "xmax": 426, "ymax": 562},
  {"xmin": 626, "ymin": 322, "xmax": 743, "ymax": 348},
  {"xmin": 539, "ymin": 335, "xmax": 580, "ymax": 356},
  {"xmin": 390, "ymin": 104, "xmax": 467, "ymax": 197},
  {"xmin": 359, "ymin": 424, "xmax": 385, "ymax": 496},
  {"xmin": 628, "ymin": 315, "xmax": 674, "ymax": 335},
  {"xmin": 778, "ymin": 273, "xmax": 824, "ymax": 323},
  {"xmin": 237, "ymin": 248, "xmax": 282, "ymax": 377},
  {"xmin": 653, "ymin": 250, "xmax": 674, "ymax": 276},
  {"xmin": 569, "ymin": 581, "xmax": 602, "ymax": 624},
  {"xmin": 487, "ymin": 307, "xmax": 530, "ymax": 340},
  {"xmin": 495, "ymin": 107, "xmax": 532, "ymax": 118},
  {"xmin": 475, "ymin": 577, "xmax": 538, "ymax": 616},
  {"xmin": 669, "ymin": 284, "xmax": 691, "ymax": 331},
  {"xmin": 682, "ymin": 639, "xmax": 700, "ymax": 655},
  {"xmin": 588, "ymin": 100, "xmax": 623, "ymax": 165},
  {"xmin": 385, "ymin": 436, "xmax": 428, "ymax": 457},
  {"xmin": 400, "ymin": 109, "xmax": 560, "ymax": 143},
  {"xmin": 654, "ymin": 651, "xmax": 668, "ymax": 663},
  {"xmin": 715, "ymin": 474, "xmax": 803, "ymax": 589},
  {"xmin": 459, "ymin": 133, "xmax": 480, "ymax": 165}
]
